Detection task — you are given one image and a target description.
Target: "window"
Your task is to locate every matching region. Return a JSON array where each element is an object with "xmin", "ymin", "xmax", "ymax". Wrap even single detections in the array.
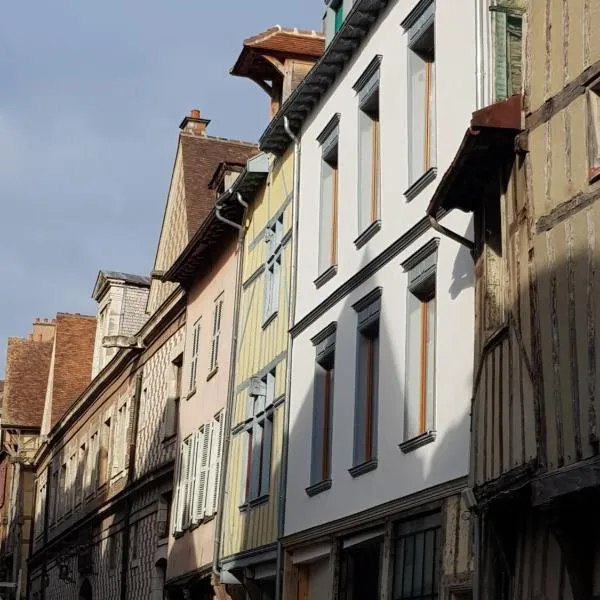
[
  {"xmin": 351, "ymin": 290, "xmax": 381, "ymax": 472},
  {"xmin": 189, "ymin": 319, "xmax": 201, "ymax": 391},
  {"xmin": 243, "ymin": 371, "xmax": 275, "ymax": 503},
  {"xmin": 76, "ymin": 443, "xmax": 86, "ymax": 505},
  {"xmin": 172, "ymin": 412, "xmax": 225, "ymax": 532},
  {"xmin": 587, "ymin": 81, "xmax": 600, "ymax": 182},
  {"xmin": 131, "ymin": 521, "xmax": 139, "ymax": 561},
  {"xmin": 99, "ymin": 416, "xmax": 111, "ymax": 486},
  {"xmin": 406, "ymin": 2, "xmax": 436, "ymax": 185},
  {"xmin": 112, "ymin": 402, "xmax": 128, "ymax": 476},
  {"xmin": 392, "ymin": 513, "xmax": 441, "ymax": 600},
  {"xmin": 308, "ymin": 324, "xmax": 336, "ymax": 491},
  {"xmin": 317, "ymin": 116, "xmax": 340, "ymax": 278},
  {"xmin": 339, "ymin": 536, "xmax": 383, "ymax": 600},
  {"xmin": 107, "ymin": 533, "xmax": 118, "ymax": 571},
  {"xmin": 355, "ymin": 57, "xmax": 382, "ymax": 235},
  {"xmin": 209, "ymin": 296, "xmax": 223, "ymax": 373},
  {"xmin": 50, "ymin": 469, "xmax": 58, "ymax": 524},
  {"xmin": 492, "ymin": 4, "xmax": 523, "ymax": 100},
  {"xmin": 67, "ymin": 453, "xmax": 76, "ymax": 512},
  {"xmin": 264, "ymin": 216, "xmax": 283, "ymax": 322},
  {"xmin": 86, "ymin": 431, "xmax": 98, "ymax": 495},
  {"xmin": 403, "ymin": 244, "xmax": 438, "ymax": 444},
  {"xmin": 164, "ymin": 355, "xmax": 182, "ymax": 440},
  {"xmin": 59, "ymin": 464, "xmax": 66, "ymax": 518}
]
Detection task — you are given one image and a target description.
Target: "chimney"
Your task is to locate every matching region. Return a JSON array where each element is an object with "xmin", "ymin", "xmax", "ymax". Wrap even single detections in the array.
[
  {"xmin": 179, "ymin": 109, "xmax": 211, "ymax": 136},
  {"xmin": 31, "ymin": 318, "xmax": 56, "ymax": 343}
]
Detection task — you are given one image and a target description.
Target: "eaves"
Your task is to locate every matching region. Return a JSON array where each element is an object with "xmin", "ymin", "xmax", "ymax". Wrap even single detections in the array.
[{"xmin": 260, "ymin": 0, "xmax": 389, "ymax": 154}]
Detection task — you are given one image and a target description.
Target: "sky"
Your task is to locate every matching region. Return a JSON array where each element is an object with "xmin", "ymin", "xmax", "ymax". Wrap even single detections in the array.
[{"xmin": 0, "ymin": 0, "xmax": 323, "ymax": 376}]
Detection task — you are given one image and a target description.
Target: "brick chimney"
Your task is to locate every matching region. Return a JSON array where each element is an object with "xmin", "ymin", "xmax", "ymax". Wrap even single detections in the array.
[
  {"xmin": 179, "ymin": 109, "xmax": 211, "ymax": 136},
  {"xmin": 31, "ymin": 317, "xmax": 56, "ymax": 343}
]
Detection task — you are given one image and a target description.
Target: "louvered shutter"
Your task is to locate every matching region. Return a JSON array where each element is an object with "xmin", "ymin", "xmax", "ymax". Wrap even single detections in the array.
[
  {"xmin": 180, "ymin": 438, "xmax": 192, "ymax": 530},
  {"xmin": 191, "ymin": 428, "xmax": 205, "ymax": 524},
  {"xmin": 212, "ymin": 412, "xmax": 225, "ymax": 513},
  {"xmin": 199, "ymin": 422, "xmax": 213, "ymax": 518},
  {"xmin": 173, "ymin": 442, "xmax": 186, "ymax": 534},
  {"xmin": 185, "ymin": 434, "xmax": 198, "ymax": 528}
]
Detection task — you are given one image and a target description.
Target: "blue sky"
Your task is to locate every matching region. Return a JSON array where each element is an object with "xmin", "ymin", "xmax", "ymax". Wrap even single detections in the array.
[{"xmin": 0, "ymin": 1, "xmax": 323, "ymax": 375}]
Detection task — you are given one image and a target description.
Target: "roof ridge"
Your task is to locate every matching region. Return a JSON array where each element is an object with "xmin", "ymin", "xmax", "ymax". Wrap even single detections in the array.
[
  {"xmin": 244, "ymin": 24, "xmax": 324, "ymax": 46},
  {"xmin": 181, "ymin": 132, "xmax": 258, "ymax": 147}
]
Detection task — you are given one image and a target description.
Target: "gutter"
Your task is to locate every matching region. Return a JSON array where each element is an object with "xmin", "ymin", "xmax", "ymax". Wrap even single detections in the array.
[
  {"xmin": 275, "ymin": 117, "xmax": 301, "ymax": 600},
  {"xmin": 212, "ymin": 193, "xmax": 249, "ymax": 586},
  {"xmin": 120, "ymin": 370, "xmax": 143, "ymax": 600}
]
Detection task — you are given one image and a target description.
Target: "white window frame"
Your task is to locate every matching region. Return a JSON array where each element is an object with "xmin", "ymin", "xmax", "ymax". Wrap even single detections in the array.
[{"xmin": 264, "ymin": 216, "xmax": 283, "ymax": 324}]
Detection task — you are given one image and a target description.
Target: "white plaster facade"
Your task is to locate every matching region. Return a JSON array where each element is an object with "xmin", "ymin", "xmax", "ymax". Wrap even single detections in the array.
[{"xmin": 286, "ymin": 0, "xmax": 477, "ymax": 538}]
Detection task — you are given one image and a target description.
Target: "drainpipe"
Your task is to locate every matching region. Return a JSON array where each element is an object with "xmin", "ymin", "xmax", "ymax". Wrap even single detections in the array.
[
  {"xmin": 275, "ymin": 116, "xmax": 301, "ymax": 600},
  {"xmin": 120, "ymin": 370, "xmax": 143, "ymax": 600},
  {"xmin": 212, "ymin": 193, "xmax": 248, "ymax": 586},
  {"xmin": 216, "ymin": 196, "xmax": 245, "ymax": 232}
]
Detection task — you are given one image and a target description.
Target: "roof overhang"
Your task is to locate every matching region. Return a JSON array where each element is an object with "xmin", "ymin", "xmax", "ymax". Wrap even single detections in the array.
[
  {"xmin": 259, "ymin": 0, "xmax": 389, "ymax": 154},
  {"xmin": 426, "ymin": 94, "xmax": 523, "ymax": 216},
  {"xmin": 164, "ymin": 153, "xmax": 269, "ymax": 287}
]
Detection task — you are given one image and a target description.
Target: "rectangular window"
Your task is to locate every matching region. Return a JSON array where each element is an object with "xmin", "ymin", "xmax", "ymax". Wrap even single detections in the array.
[
  {"xmin": 310, "ymin": 325, "xmax": 336, "ymax": 488},
  {"xmin": 493, "ymin": 6, "xmax": 523, "ymax": 101},
  {"xmin": 392, "ymin": 513, "xmax": 441, "ymax": 599},
  {"xmin": 164, "ymin": 355, "xmax": 182, "ymax": 440},
  {"xmin": 243, "ymin": 371, "xmax": 275, "ymax": 502},
  {"xmin": 59, "ymin": 464, "xmax": 66, "ymax": 518},
  {"xmin": 131, "ymin": 522, "xmax": 139, "ymax": 560},
  {"xmin": 404, "ymin": 246, "xmax": 437, "ymax": 442},
  {"xmin": 189, "ymin": 319, "xmax": 201, "ymax": 391},
  {"xmin": 99, "ymin": 417, "xmax": 111, "ymax": 486},
  {"xmin": 108, "ymin": 533, "xmax": 118, "ymax": 571},
  {"xmin": 352, "ymin": 291, "xmax": 381, "ymax": 470},
  {"xmin": 339, "ymin": 536, "xmax": 383, "ymax": 600},
  {"xmin": 112, "ymin": 402, "xmax": 128, "ymax": 476},
  {"xmin": 191, "ymin": 424, "xmax": 209, "ymax": 525},
  {"xmin": 264, "ymin": 216, "xmax": 283, "ymax": 322},
  {"xmin": 76, "ymin": 443, "xmax": 86, "ymax": 505},
  {"xmin": 407, "ymin": 3, "xmax": 436, "ymax": 185},
  {"xmin": 317, "ymin": 116, "xmax": 340, "ymax": 277},
  {"xmin": 587, "ymin": 81, "xmax": 600, "ymax": 182},
  {"xmin": 86, "ymin": 431, "xmax": 98, "ymax": 495},
  {"xmin": 209, "ymin": 296, "xmax": 223, "ymax": 373},
  {"xmin": 205, "ymin": 410, "xmax": 225, "ymax": 516},
  {"xmin": 51, "ymin": 469, "xmax": 58, "ymax": 524},
  {"xmin": 355, "ymin": 58, "xmax": 381, "ymax": 235},
  {"xmin": 174, "ymin": 435, "xmax": 194, "ymax": 533}
]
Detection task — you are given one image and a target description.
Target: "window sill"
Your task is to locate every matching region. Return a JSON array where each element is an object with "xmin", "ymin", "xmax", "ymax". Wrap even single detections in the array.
[
  {"xmin": 348, "ymin": 458, "xmax": 378, "ymax": 478},
  {"xmin": 404, "ymin": 167, "xmax": 437, "ymax": 201},
  {"xmin": 186, "ymin": 389, "xmax": 196, "ymax": 401},
  {"xmin": 240, "ymin": 494, "xmax": 269, "ymax": 511},
  {"xmin": 206, "ymin": 367, "xmax": 218, "ymax": 382},
  {"xmin": 354, "ymin": 220, "xmax": 381, "ymax": 249},
  {"xmin": 399, "ymin": 430, "xmax": 437, "ymax": 454},
  {"xmin": 314, "ymin": 265, "xmax": 338, "ymax": 289},
  {"xmin": 262, "ymin": 311, "xmax": 278, "ymax": 330},
  {"xmin": 305, "ymin": 479, "xmax": 332, "ymax": 497}
]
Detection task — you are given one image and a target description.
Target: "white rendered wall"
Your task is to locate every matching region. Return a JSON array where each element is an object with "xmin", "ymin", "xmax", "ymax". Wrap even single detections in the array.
[{"xmin": 285, "ymin": 0, "xmax": 476, "ymax": 537}]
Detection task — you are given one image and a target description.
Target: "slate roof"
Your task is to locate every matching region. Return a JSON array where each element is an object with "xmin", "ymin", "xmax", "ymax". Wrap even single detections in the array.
[
  {"xmin": 179, "ymin": 133, "xmax": 258, "ymax": 238},
  {"xmin": 3, "ymin": 337, "xmax": 53, "ymax": 429},
  {"xmin": 92, "ymin": 270, "xmax": 151, "ymax": 301}
]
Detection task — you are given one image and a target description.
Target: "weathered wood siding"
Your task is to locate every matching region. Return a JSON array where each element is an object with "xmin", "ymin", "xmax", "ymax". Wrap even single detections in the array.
[
  {"xmin": 221, "ymin": 148, "xmax": 294, "ymax": 558},
  {"xmin": 471, "ymin": 160, "xmax": 537, "ymax": 491},
  {"xmin": 524, "ymin": 0, "xmax": 600, "ymax": 472}
]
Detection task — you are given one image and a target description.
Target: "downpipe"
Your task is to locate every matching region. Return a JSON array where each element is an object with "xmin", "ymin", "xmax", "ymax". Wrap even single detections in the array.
[
  {"xmin": 212, "ymin": 193, "xmax": 248, "ymax": 586},
  {"xmin": 275, "ymin": 116, "xmax": 301, "ymax": 600}
]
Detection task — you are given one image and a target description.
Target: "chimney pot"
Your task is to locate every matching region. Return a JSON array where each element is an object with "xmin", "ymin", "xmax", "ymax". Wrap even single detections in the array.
[{"xmin": 191, "ymin": 109, "xmax": 200, "ymax": 119}]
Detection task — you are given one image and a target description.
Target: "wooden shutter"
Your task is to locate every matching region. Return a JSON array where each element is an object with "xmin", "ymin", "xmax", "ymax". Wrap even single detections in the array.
[{"xmin": 206, "ymin": 413, "xmax": 224, "ymax": 515}]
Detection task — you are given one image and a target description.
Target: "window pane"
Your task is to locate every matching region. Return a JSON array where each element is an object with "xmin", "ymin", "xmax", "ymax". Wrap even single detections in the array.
[
  {"xmin": 428, "ymin": 60, "xmax": 436, "ymax": 172},
  {"xmin": 425, "ymin": 296, "xmax": 436, "ymax": 431},
  {"xmin": 405, "ymin": 292, "xmax": 422, "ymax": 439},
  {"xmin": 319, "ymin": 161, "xmax": 334, "ymax": 274},
  {"xmin": 311, "ymin": 364, "xmax": 326, "ymax": 484},
  {"xmin": 408, "ymin": 50, "xmax": 427, "ymax": 184},
  {"xmin": 358, "ymin": 110, "xmax": 374, "ymax": 233}
]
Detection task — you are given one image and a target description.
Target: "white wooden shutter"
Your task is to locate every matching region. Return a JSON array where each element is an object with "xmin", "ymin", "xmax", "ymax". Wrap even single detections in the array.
[
  {"xmin": 208, "ymin": 412, "xmax": 224, "ymax": 515},
  {"xmin": 196, "ymin": 423, "xmax": 212, "ymax": 519},
  {"xmin": 185, "ymin": 434, "xmax": 198, "ymax": 528},
  {"xmin": 173, "ymin": 442, "xmax": 185, "ymax": 533},
  {"xmin": 191, "ymin": 428, "xmax": 205, "ymax": 524}
]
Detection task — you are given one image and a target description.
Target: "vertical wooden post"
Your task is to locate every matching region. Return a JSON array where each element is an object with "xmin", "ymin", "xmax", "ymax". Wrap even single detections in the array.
[
  {"xmin": 380, "ymin": 521, "xmax": 394, "ymax": 600},
  {"xmin": 330, "ymin": 539, "xmax": 342, "ymax": 600}
]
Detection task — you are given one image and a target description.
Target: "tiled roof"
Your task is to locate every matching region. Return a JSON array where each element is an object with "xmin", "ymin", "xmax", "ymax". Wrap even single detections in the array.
[
  {"xmin": 48, "ymin": 313, "xmax": 96, "ymax": 429},
  {"xmin": 241, "ymin": 25, "xmax": 324, "ymax": 55},
  {"xmin": 180, "ymin": 134, "xmax": 258, "ymax": 238},
  {"xmin": 3, "ymin": 337, "xmax": 53, "ymax": 428}
]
